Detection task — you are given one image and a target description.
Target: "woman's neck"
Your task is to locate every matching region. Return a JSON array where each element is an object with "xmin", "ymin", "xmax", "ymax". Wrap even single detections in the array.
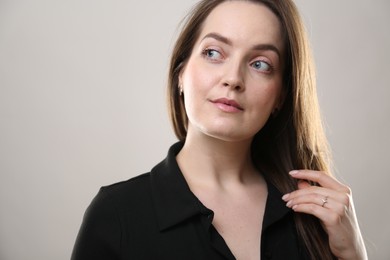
[{"xmin": 176, "ymin": 131, "xmax": 260, "ymax": 189}]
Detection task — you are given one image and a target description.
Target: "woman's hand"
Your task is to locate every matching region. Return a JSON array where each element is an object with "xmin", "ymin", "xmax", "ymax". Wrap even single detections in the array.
[{"xmin": 282, "ymin": 170, "xmax": 367, "ymax": 260}]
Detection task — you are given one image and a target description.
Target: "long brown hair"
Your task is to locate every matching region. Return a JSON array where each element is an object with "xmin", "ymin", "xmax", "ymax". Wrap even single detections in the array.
[{"xmin": 167, "ymin": 0, "xmax": 335, "ymax": 259}]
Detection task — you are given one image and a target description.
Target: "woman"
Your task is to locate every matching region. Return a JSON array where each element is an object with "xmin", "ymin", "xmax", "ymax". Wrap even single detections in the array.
[{"xmin": 72, "ymin": 1, "xmax": 367, "ymax": 259}]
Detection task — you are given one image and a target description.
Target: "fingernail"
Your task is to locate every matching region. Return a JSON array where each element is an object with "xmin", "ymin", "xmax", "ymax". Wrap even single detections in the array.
[
  {"xmin": 289, "ymin": 170, "xmax": 299, "ymax": 175},
  {"xmin": 282, "ymin": 194, "xmax": 289, "ymax": 201},
  {"xmin": 292, "ymin": 205, "xmax": 298, "ymax": 210},
  {"xmin": 286, "ymin": 200, "xmax": 293, "ymax": 208}
]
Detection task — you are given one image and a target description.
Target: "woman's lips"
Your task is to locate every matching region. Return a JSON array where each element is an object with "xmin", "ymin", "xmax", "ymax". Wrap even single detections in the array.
[{"xmin": 210, "ymin": 98, "xmax": 244, "ymax": 112}]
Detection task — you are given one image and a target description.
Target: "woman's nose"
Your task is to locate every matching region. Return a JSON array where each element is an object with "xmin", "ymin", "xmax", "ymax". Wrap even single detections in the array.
[{"xmin": 222, "ymin": 62, "xmax": 245, "ymax": 92}]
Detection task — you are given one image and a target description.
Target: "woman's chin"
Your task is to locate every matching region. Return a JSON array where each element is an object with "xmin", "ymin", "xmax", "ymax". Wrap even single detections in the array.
[{"xmin": 201, "ymin": 128, "xmax": 254, "ymax": 143}]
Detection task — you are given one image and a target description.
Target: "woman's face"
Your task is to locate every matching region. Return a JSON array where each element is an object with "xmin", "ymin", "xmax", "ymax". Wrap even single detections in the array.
[{"xmin": 180, "ymin": 1, "xmax": 285, "ymax": 143}]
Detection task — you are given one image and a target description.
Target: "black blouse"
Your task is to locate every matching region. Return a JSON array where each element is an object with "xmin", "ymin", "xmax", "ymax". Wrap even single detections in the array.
[{"xmin": 71, "ymin": 142, "xmax": 309, "ymax": 260}]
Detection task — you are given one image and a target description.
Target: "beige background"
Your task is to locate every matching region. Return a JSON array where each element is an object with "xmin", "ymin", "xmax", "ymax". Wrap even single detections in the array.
[{"xmin": 0, "ymin": 0, "xmax": 389, "ymax": 259}]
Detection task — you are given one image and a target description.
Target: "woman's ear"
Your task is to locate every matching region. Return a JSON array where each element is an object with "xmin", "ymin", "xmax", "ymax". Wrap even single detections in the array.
[{"xmin": 178, "ymin": 66, "xmax": 187, "ymax": 95}]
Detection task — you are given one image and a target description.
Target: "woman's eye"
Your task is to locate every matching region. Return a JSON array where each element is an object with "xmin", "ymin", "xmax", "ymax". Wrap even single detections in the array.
[
  {"xmin": 202, "ymin": 49, "xmax": 222, "ymax": 60},
  {"xmin": 251, "ymin": 60, "xmax": 272, "ymax": 72}
]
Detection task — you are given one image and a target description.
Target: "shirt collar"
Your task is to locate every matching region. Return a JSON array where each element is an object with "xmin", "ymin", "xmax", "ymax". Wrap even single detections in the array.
[
  {"xmin": 150, "ymin": 142, "xmax": 291, "ymax": 232},
  {"xmin": 262, "ymin": 179, "xmax": 292, "ymax": 230},
  {"xmin": 150, "ymin": 142, "xmax": 204, "ymax": 231}
]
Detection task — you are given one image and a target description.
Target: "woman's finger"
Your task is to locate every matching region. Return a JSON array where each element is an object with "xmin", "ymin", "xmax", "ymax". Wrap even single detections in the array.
[
  {"xmin": 289, "ymin": 170, "xmax": 351, "ymax": 193},
  {"xmin": 285, "ymin": 192, "xmax": 330, "ymax": 208},
  {"xmin": 285, "ymin": 193, "xmax": 348, "ymax": 217},
  {"xmin": 282, "ymin": 185, "xmax": 350, "ymax": 207},
  {"xmin": 289, "ymin": 202, "xmax": 343, "ymax": 227},
  {"xmin": 297, "ymin": 180, "xmax": 311, "ymax": 189}
]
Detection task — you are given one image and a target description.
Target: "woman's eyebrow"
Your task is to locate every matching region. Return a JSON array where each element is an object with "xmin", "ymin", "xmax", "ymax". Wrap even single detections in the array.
[
  {"xmin": 252, "ymin": 43, "xmax": 281, "ymax": 59},
  {"xmin": 201, "ymin": 32, "xmax": 281, "ymax": 59},
  {"xmin": 201, "ymin": 32, "xmax": 232, "ymax": 45}
]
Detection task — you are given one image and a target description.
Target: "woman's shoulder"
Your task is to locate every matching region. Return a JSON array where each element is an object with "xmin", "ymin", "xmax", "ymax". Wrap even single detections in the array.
[
  {"xmin": 95, "ymin": 172, "xmax": 154, "ymax": 209},
  {"xmin": 101, "ymin": 172, "xmax": 151, "ymax": 193},
  {"xmin": 72, "ymin": 172, "xmax": 156, "ymax": 259}
]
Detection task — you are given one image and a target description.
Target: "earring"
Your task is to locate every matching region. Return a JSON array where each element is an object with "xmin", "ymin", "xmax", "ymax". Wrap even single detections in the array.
[{"xmin": 179, "ymin": 84, "xmax": 183, "ymax": 96}]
